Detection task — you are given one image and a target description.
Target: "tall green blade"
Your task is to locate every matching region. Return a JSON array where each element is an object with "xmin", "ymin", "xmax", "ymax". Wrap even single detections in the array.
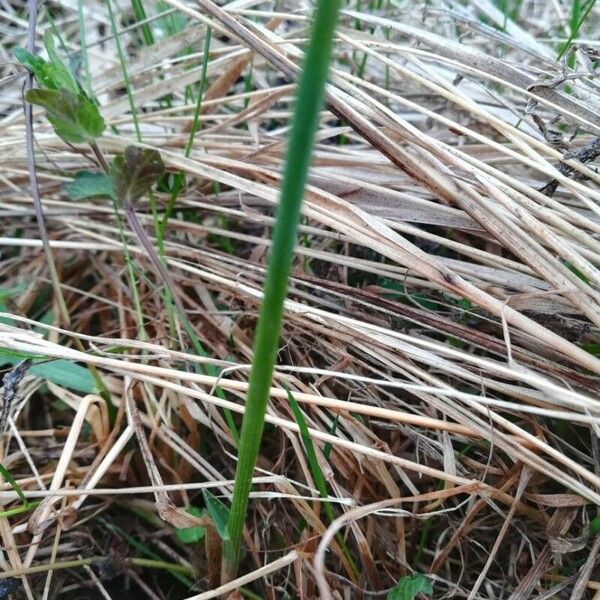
[{"xmin": 221, "ymin": 0, "xmax": 342, "ymax": 581}]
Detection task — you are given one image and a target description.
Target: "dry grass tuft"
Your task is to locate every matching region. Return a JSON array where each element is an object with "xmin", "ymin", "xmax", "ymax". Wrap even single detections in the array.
[{"xmin": 1, "ymin": 0, "xmax": 600, "ymax": 598}]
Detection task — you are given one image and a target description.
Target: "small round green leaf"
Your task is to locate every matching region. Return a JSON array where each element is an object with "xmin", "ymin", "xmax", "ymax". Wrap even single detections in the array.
[{"xmin": 175, "ymin": 507, "xmax": 207, "ymax": 544}]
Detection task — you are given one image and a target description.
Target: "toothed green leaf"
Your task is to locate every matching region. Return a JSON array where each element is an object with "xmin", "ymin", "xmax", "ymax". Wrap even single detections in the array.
[
  {"xmin": 64, "ymin": 171, "xmax": 115, "ymax": 200},
  {"xmin": 109, "ymin": 146, "xmax": 165, "ymax": 204},
  {"xmin": 15, "ymin": 33, "xmax": 80, "ymax": 94},
  {"xmin": 25, "ymin": 88, "xmax": 104, "ymax": 143}
]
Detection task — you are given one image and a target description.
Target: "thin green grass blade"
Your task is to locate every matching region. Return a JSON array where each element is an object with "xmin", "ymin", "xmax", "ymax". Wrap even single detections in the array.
[
  {"xmin": 286, "ymin": 387, "xmax": 359, "ymax": 577},
  {"xmin": 154, "ymin": 26, "xmax": 239, "ymax": 444},
  {"xmin": 285, "ymin": 387, "xmax": 334, "ymax": 523},
  {"xmin": 130, "ymin": 0, "xmax": 154, "ymax": 46},
  {"xmin": 0, "ymin": 501, "xmax": 40, "ymax": 519},
  {"xmin": 557, "ymin": 0, "xmax": 596, "ymax": 60},
  {"xmin": 179, "ymin": 317, "xmax": 240, "ymax": 445},
  {"xmin": 222, "ymin": 0, "xmax": 342, "ymax": 580},
  {"xmin": 159, "ymin": 27, "xmax": 212, "ymax": 235},
  {"xmin": 77, "ymin": 0, "xmax": 92, "ymax": 97},
  {"xmin": 0, "ymin": 464, "xmax": 27, "ymax": 505},
  {"xmin": 104, "ymin": 0, "xmax": 142, "ymax": 142}
]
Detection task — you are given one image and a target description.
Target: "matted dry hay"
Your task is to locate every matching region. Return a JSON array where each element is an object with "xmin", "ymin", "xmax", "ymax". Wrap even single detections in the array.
[{"xmin": 1, "ymin": 1, "xmax": 600, "ymax": 598}]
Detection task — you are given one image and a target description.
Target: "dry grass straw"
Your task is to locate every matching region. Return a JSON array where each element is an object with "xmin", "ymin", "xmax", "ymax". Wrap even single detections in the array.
[{"xmin": 1, "ymin": 0, "xmax": 600, "ymax": 597}]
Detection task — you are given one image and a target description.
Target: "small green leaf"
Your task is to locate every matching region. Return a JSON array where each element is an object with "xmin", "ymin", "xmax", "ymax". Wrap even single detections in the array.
[
  {"xmin": 43, "ymin": 31, "xmax": 79, "ymax": 94},
  {"xmin": 14, "ymin": 48, "xmax": 56, "ymax": 88},
  {"xmin": 30, "ymin": 359, "xmax": 96, "ymax": 393},
  {"xmin": 0, "ymin": 464, "xmax": 27, "ymax": 505},
  {"xmin": 457, "ymin": 298, "xmax": 473, "ymax": 310},
  {"xmin": 109, "ymin": 146, "xmax": 165, "ymax": 205},
  {"xmin": 15, "ymin": 34, "xmax": 79, "ymax": 94},
  {"xmin": 64, "ymin": 171, "xmax": 115, "ymax": 200},
  {"xmin": 14, "ymin": 48, "xmax": 44, "ymax": 72},
  {"xmin": 0, "ymin": 353, "xmax": 96, "ymax": 394},
  {"xmin": 175, "ymin": 507, "xmax": 207, "ymax": 544},
  {"xmin": 25, "ymin": 88, "xmax": 104, "ymax": 144},
  {"xmin": 387, "ymin": 574, "xmax": 433, "ymax": 600},
  {"xmin": 203, "ymin": 489, "xmax": 230, "ymax": 540}
]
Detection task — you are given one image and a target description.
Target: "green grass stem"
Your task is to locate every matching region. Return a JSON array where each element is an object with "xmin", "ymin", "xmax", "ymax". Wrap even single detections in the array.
[
  {"xmin": 286, "ymin": 388, "xmax": 334, "ymax": 523},
  {"xmin": 130, "ymin": 0, "xmax": 155, "ymax": 46},
  {"xmin": 286, "ymin": 389, "xmax": 359, "ymax": 577},
  {"xmin": 77, "ymin": 0, "xmax": 93, "ymax": 97},
  {"xmin": 104, "ymin": 0, "xmax": 142, "ymax": 142},
  {"xmin": 558, "ymin": 0, "xmax": 596, "ymax": 61},
  {"xmin": 221, "ymin": 0, "xmax": 341, "ymax": 581},
  {"xmin": 159, "ymin": 27, "xmax": 212, "ymax": 238}
]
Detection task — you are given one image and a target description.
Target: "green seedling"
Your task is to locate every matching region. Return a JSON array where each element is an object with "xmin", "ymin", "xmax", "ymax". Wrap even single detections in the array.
[
  {"xmin": 18, "ymin": 21, "xmax": 226, "ymax": 460},
  {"xmin": 17, "ymin": 32, "xmax": 104, "ymax": 145},
  {"xmin": 107, "ymin": 146, "xmax": 190, "ymax": 323}
]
